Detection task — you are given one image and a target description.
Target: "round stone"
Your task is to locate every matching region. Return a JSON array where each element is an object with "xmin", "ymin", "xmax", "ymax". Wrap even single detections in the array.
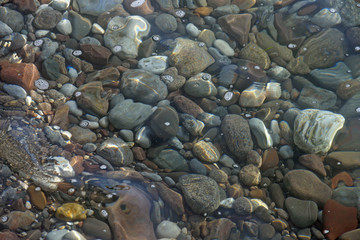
[
  {"xmin": 192, "ymin": 140, "xmax": 220, "ymax": 163},
  {"xmin": 155, "ymin": 13, "xmax": 177, "ymax": 33},
  {"xmin": 239, "ymin": 164, "xmax": 261, "ymax": 186}
]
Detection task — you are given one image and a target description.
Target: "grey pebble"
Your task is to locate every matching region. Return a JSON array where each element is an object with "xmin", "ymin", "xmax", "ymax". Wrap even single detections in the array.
[
  {"xmin": 59, "ymin": 83, "xmax": 77, "ymax": 97},
  {"xmin": 278, "ymin": 145, "xmax": 294, "ymax": 159},
  {"xmin": 83, "ymin": 143, "xmax": 97, "ymax": 152},
  {"xmin": 233, "ymin": 197, "xmax": 254, "ymax": 215},
  {"xmin": 189, "ymin": 158, "xmax": 207, "ymax": 175},
  {"xmin": 3, "ymin": 84, "xmax": 27, "ymax": 99},
  {"xmin": 0, "ymin": 20, "xmax": 13, "ymax": 37},
  {"xmin": 66, "ymin": 100, "xmax": 83, "ymax": 117},
  {"xmin": 135, "ymin": 126, "xmax": 152, "ymax": 148},
  {"xmin": 44, "ymin": 126, "xmax": 67, "ymax": 147},
  {"xmin": 141, "ymin": 171, "xmax": 162, "ymax": 182}
]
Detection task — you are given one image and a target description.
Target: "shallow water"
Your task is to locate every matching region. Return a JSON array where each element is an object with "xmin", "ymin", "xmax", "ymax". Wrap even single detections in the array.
[{"xmin": 0, "ymin": 0, "xmax": 360, "ymax": 239}]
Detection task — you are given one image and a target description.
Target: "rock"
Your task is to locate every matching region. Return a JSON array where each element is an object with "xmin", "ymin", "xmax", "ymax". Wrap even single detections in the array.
[
  {"xmin": 193, "ymin": 140, "xmax": 220, "ymax": 163},
  {"xmin": 62, "ymin": 231, "xmax": 86, "ymax": 240},
  {"xmin": 138, "ymin": 55, "xmax": 168, "ymax": 74},
  {"xmin": 0, "ymin": 7, "xmax": 24, "ymax": 32},
  {"xmin": 68, "ymin": 10, "xmax": 92, "ymax": 40},
  {"xmin": 258, "ymin": 223, "xmax": 276, "ymax": 240},
  {"xmin": 310, "ymin": 62, "xmax": 352, "ymax": 91},
  {"xmin": 43, "ymin": 156, "xmax": 75, "ymax": 178},
  {"xmin": 0, "ymin": 231, "xmax": 19, "ymax": 240},
  {"xmin": 27, "ymin": 185, "xmax": 46, "ymax": 210},
  {"xmin": 52, "ymin": 0, "xmax": 71, "ymax": 10},
  {"xmin": 323, "ymin": 199, "xmax": 358, "ymax": 240},
  {"xmin": 339, "ymin": 229, "xmax": 360, "ymax": 240},
  {"xmin": 46, "ymin": 229, "xmax": 69, "ymax": 240},
  {"xmin": 154, "ymin": 13, "xmax": 177, "ymax": 33},
  {"xmin": 96, "ymin": 137, "xmax": 134, "ymax": 167},
  {"xmin": 293, "ymin": 109, "xmax": 345, "ymax": 154},
  {"xmin": 337, "ymin": 80, "xmax": 360, "ymax": 100},
  {"xmin": 82, "ymin": 218, "xmax": 112, "ymax": 240},
  {"xmin": 177, "ymin": 174, "xmax": 220, "ymax": 214},
  {"xmin": 104, "ymin": 15, "xmax": 150, "ymax": 59},
  {"xmin": 311, "ymin": 8, "xmax": 341, "ymax": 28},
  {"xmin": 156, "ymin": 220, "xmax": 181, "ymax": 239},
  {"xmin": 233, "ymin": 197, "xmax": 253, "ymax": 215},
  {"xmin": 160, "ymin": 67, "xmax": 186, "ymax": 91},
  {"xmin": 221, "ymin": 114, "xmax": 253, "ymax": 159},
  {"xmin": 13, "ymin": 0, "xmax": 37, "ymax": 13},
  {"xmin": 75, "ymin": 81, "xmax": 109, "ymax": 116},
  {"xmin": 153, "ymin": 149, "xmax": 188, "ymax": 172},
  {"xmin": 106, "ymin": 183, "xmax": 156, "ymax": 240},
  {"xmin": 218, "ymin": 13, "xmax": 252, "ymax": 45},
  {"xmin": 332, "ymin": 186, "xmax": 360, "ymax": 207},
  {"xmin": 56, "ymin": 203, "xmax": 87, "ymax": 221},
  {"xmin": 79, "ymin": 44, "xmax": 112, "ymax": 65},
  {"xmin": 298, "ymin": 154, "xmax": 326, "ymax": 177},
  {"xmin": 173, "ymin": 95, "xmax": 204, "ymax": 118},
  {"xmin": 239, "ymin": 164, "xmax": 261, "ymax": 186},
  {"xmin": 184, "ymin": 72, "xmax": 217, "ymax": 97},
  {"xmin": 339, "ymin": 93, "xmax": 360, "ymax": 118},
  {"xmin": 3, "ymin": 210, "xmax": 35, "ymax": 230},
  {"xmin": 123, "ymin": 0, "xmax": 154, "ymax": 15},
  {"xmin": 269, "ymin": 183, "xmax": 285, "ymax": 209},
  {"xmin": 213, "ymin": 39, "xmax": 235, "ymax": 56},
  {"xmin": 108, "ymin": 99, "xmax": 154, "ymax": 130},
  {"xmin": 239, "ymin": 42, "xmax": 271, "ymax": 69},
  {"xmin": 86, "ymin": 67, "xmax": 120, "ymax": 83},
  {"xmin": 121, "ymin": 69, "xmax": 168, "ymax": 104},
  {"xmin": 33, "ymin": 6, "xmax": 62, "ymax": 29},
  {"xmin": 249, "ymin": 118, "xmax": 273, "ymax": 149},
  {"xmin": 150, "ymin": 105, "xmax": 179, "ymax": 139},
  {"xmin": 283, "ymin": 170, "xmax": 332, "ymax": 207},
  {"xmin": 168, "ymin": 38, "xmax": 215, "ymax": 77},
  {"xmin": 285, "ymin": 197, "xmax": 318, "ymax": 228},
  {"xmin": 0, "ymin": 62, "xmax": 39, "ymax": 92},
  {"xmin": 0, "ymin": 21, "xmax": 13, "ymax": 37},
  {"xmin": 76, "ymin": 0, "xmax": 123, "ymax": 16},
  {"xmin": 326, "ymin": 151, "xmax": 360, "ymax": 170},
  {"xmin": 297, "ymin": 28, "xmax": 345, "ymax": 69},
  {"xmin": 2, "ymin": 84, "xmax": 27, "ymax": 99},
  {"xmin": 154, "ymin": 182, "xmax": 185, "ymax": 215},
  {"xmin": 239, "ymin": 82, "xmax": 267, "ymax": 107},
  {"xmin": 261, "ymin": 148, "xmax": 279, "ymax": 171},
  {"xmin": 205, "ymin": 218, "xmax": 237, "ymax": 240},
  {"xmin": 297, "ymin": 86, "xmax": 337, "ymax": 110},
  {"xmin": 68, "ymin": 125, "xmax": 97, "ymax": 144}
]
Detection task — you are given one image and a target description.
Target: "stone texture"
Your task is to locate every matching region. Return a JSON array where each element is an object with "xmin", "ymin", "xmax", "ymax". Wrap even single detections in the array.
[
  {"xmin": 76, "ymin": 81, "xmax": 109, "ymax": 116},
  {"xmin": 79, "ymin": 44, "xmax": 112, "ymax": 65},
  {"xmin": 285, "ymin": 197, "xmax": 318, "ymax": 228},
  {"xmin": 297, "ymin": 85, "xmax": 337, "ymax": 110},
  {"xmin": 293, "ymin": 109, "xmax": 345, "ymax": 154},
  {"xmin": 68, "ymin": 125, "xmax": 97, "ymax": 144},
  {"xmin": 0, "ymin": 62, "xmax": 39, "ymax": 92},
  {"xmin": 33, "ymin": 6, "xmax": 62, "ymax": 29},
  {"xmin": 326, "ymin": 151, "xmax": 360, "ymax": 170},
  {"xmin": 239, "ymin": 42, "xmax": 271, "ymax": 69},
  {"xmin": 283, "ymin": 170, "xmax": 332, "ymax": 207},
  {"xmin": 68, "ymin": 10, "xmax": 92, "ymax": 40},
  {"xmin": 221, "ymin": 114, "xmax": 253, "ymax": 159},
  {"xmin": 168, "ymin": 38, "xmax": 215, "ymax": 77},
  {"xmin": 123, "ymin": 0, "xmax": 154, "ymax": 15},
  {"xmin": 75, "ymin": 0, "xmax": 124, "ymax": 16},
  {"xmin": 218, "ymin": 14, "xmax": 252, "ymax": 45},
  {"xmin": 97, "ymin": 137, "xmax": 134, "ymax": 167}
]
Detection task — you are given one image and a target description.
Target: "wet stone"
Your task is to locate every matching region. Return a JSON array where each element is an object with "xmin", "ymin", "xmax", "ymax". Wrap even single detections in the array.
[
  {"xmin": 168, "ymin": 38, "xmax": 215, "ymax": 77},
  {"xmin": 97, "ymin": 137, "xmax": 134, "ymax": 167},
  {"xmin": 311, "ymin": 8, "xmax": 341, "ymax": 28},
  {"xmin": 138, "ymin": 55, "xmax": 168, "ymax": 74},
  {"xmin": 108, "ymin": 99, "xmax": 153, "ymax": 130},
  {"xmin": 150, "ymin": 105, "xmax": 179, "ymax": 139},
  {"xmin": 221, "ymin": 114, "xmax": 253, "ymax": 159},
  {"xmin": 0, "ymin": 21, "xmax": 13, "ymax": 37},
  {"xmin": 3, "ymin": 210, "xmax": 35, "ymax": 231},
  {"xmin": 0, "ymin": 62, "xmax": 39, "ymax": 92},
  {"xmin": 55, "ymin": 203, "xmax": 87, "ymax": 221},
  {"xmin": 326, "ymin": 151, "xmax": 360, "ymax": 170},
  {"xmin": 205, "ymin": 218, "xmax": 237, "ymax": 240},
  {"xmin": 160, "ymin": 67, "xmax": 186, "ymax": 91},
  {"xmin": 86, "ymin": 67, "xmax": 120, "ymax": 83},
  {"xmin": 123, "ymin": 0, "xmax": 154, "ymax": 15},
  {"xmin": 177, "ymin": 174, "xmax": 220, "ymax": 214},
  {"xmin": 0, "ymin": 7, "xmax": 25, "ymax": 32},
  {"xmin": 218, "ymin": 13, "xmax": 252, "ymax": 45},
  {"xmin": 2, "ymin": 84, "xmax": 27, "ymax": 99},
  {"xmin": 239, "ymin": 164, "xmax": 261, "ymax": 186},
  {"xmin": 68, "ymin": 10, "xmax": 92, "ymax": 40},
  {"xmin": 283, "ymin": 170, "xmax": 332, "ymax": 207},
  {"xmin": 104, "ymin": 15, "xmax": 150, "ymax": 59},
  {"xmin": 79, "ymin": 44, "xmax": 112, "ymax": 66},
  {"xmin": 76, "ymin": 81, "xmax": 109, "ymax": 116},
  {"xmin": 309, "ymin": 62, "xmax": 353, "ymax": 91},
  {"xmin": 153, "ymin": 149, "xmax": 189, "ymax": 172},
  {"xmin": 298, "ymin": 85, "xmax": 337, "ymax": 110},
  {"xmin": 156, "ymin": 220, "xmax": 181, "ymax": 239},
  {"xmin": 297, "ymin": 28, "xmax": 345, "ymax": 69},
  {"xmin": 233, "ymin": 197, "xmax": 253, "ymax": 215},
  {"xmin": 121, "ymin": 69, "xmax": 168, "ymax": 104},
  {"xmin": 337, "ymin": 80, "xmax": 360, "ymax": 100},
  {"xmin": 155, "ymin": 13, "xmax": 177, "ymax": 33},
  {"xmin": 193, "ymin": 140, "xmax": 220, "ymax": 163},
  {"xmin": 249, "ymin": 118, "xmax": 273, "ymax": 149},
  {"xmin": 75, "ymin": 0, "xmax": 123, "ymax": 16},
  {"xmin": 184, "ymin": 72, "xmax": 217, "ymax": 98},
  {"xmin": 68, "ymin": 125, "xmax": 97, "ymax": 144},
  {"xmin": 293, "ymin": 109, "xmax": 345, "ymax": 154},
  {"xmin": 33, "ymin": 6, "xmax": 62, "ymax": 29},
  {"xmin": 339, "ymin": 93, "xmax": 360, "ymax": 118},
  {"xmin": 285, "ymin": 197, "xmax": 318, "ymax": 228}
]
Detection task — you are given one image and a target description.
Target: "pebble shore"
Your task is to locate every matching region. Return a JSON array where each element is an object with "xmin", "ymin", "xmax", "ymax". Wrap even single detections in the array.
[{"xmin": 1, "ymin": 0, "xmax": 360, "ymax": 240}]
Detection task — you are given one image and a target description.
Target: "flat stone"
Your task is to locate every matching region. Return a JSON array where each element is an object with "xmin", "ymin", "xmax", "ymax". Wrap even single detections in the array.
[
  {"xmin": 239, "ymin": 42, "xmax": 271, "ymax": 69},
  {"xmin": 249, "ymin": 118, "xmax": 273, "ymax": 149},
  {"xmin": 239, "ymin": 164, "xmax": 261, "ymax": 186},
  {"xmin": 173, "ymin": 95, "xmax": 204, "ymax": 118},
  {"xmin": 154, "ymin": 13, "xmax": 177, "ymax": 33},
  {"xmin": 13, "ymin": 0, "xmax": 37, "ymax": 13},
  {"xmin": 297, "ymin": 85, "xmax": 337, "ymax": 110},
  {"xmin": 221, "ymin": 114, "xmax": 253, "ymax": 159},
  {"xmin": 150, "ymin": 105, "xmax": 179, "ymax": 139},
  {"xmin": 108, "ymin": 99, "xmax": 154, "ymax": 130},
  {"xmin": 177, "ymin": 174, "xmax": 220, "ymax": 214},
  {"xmin": 79, "ymin": 44, "xmax": 112, "ymax": 65},
  {"xmin": 0, "ymin": 7, "xmax": 24, "ymax": 32},
  {"xmin": 183, "ymin": 72, "xmax": 217, "ymax": 97},
  {"xmin": 332, "ymin": 186, "xmax": 360, "ymax": 207},
  {"xmin": 68, "ymin": 125, "xmax": 97, "ymax": 144},
  {"xmin": 121, "ymin": 69, "xmax": 168, "ymax": 104},
  {"xmin": 168, "ymin": 38, "xmax": 215, "ymax": 77},
  {"xmin": 4, "ymin": 210, "xmax": 35, "ymax": 231},
  {"xmin": 153, "ymin": 149, "xmax": 189, "ymax": 172},
  {"xmin": 339, "ymin": 93, "xmax": 360, "ymax": 118},
  {"xmin": 75, "ymin": 0, "xmax": 123, "ymax": 16},
  {"xmin": 156, "ymin": 220, "xmax": 181, "ymax": 239},
  {"xmin": 293, "ymin": 109, "xmax": 345, "ymax": 154},
  {"xmin": 297, "ymin": 28, "xmax": 345, "ymax": 69},
  {"xmin": 86, "ymin": 67, "xmax": 120, "ymax": 83},
  {"xmin": 285, "ymin": 197, "xmax": 318, "ymax": 228},
  {"xmin": 3, "ymin": 84, "xmax": 27, "ymax": 99},
  {"xmin": 33, "ymin": 6, "xmax": 62, "ymax": 29},
  {"xmin": 326, "ymin": 151, "xmax": 360, "ymax": 170},
  {"xmin": 283, "ymin": 169, "xmax": 332, "ymax": 207},
  {"xmin": 298, "ymin": 154, "xmax": 326, "ymax": 177},
  {"xmin": 218, "ymin": 13, "xmax": 252, "ymax": 45},
  {"xmin": 75, "ymin": 81, "xmax": 109, "ymax": 116},
  {"xmin": 0, "ymin": 20, "xmax": 13, "ymax": 37},
  {"xmin": 337, "ymin": 80, "xmax": 360, "ymax": 100},
  {"xmin": 68, "ymin": 10, "xmax": 92, "ymax": 40},
  {"xmin": 138, "ymin": 55, "xmax": 168, "ymax": 74},
  {"xmin": 27, "ymin": 185, "xmax": 46, "ymax": 210},
  {"xmin": 97, "ymin": 137, "xmax": 134, "ymax": 167},
  {"xmin": 205, "ymin": 218, "xmax": 237, "ymax": 240}
]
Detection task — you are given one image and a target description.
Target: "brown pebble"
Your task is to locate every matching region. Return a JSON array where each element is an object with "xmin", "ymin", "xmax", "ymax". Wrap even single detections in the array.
[
  {"xmin": 261, "ymin": 148, "xmax": 279, "ymax": 171},
  {"xmin": 70, "ymin": 155, "xmax": 84, "ymax": 175},
  {"xmin": 331, "ymin": 171, "xmax": 354, "ymax": 189},
  {"xmin": 132, "ymin": 146, "xmax": 146, "ymax": 161},
  {"xmin": 27, "ymin": 185, "xmax": 47, "ymax": 210}
]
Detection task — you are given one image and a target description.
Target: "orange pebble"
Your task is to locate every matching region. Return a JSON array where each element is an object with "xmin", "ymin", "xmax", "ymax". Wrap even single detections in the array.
[
  {"xmin": 194, "ymin": 7, "xmax": 213, "ymax": 16},
  {"xmin": 331, "ymin": 171, "xmax": 353, "ymax": 189}
]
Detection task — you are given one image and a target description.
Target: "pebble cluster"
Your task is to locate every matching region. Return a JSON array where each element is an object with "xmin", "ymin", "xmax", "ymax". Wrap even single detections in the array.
[{"xmin": 0, "ymin": 0, "xmax": 360, "ymax": 240}]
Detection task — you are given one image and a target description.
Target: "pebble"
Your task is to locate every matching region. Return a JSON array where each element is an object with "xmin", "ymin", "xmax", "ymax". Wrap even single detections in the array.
[
  {"xmin": 184, "ymin": 72, "xmax": 217, "ymax": 97},
  {"xmin": 298, "ymin": 85, "xmax": 337, "ymax": 110},
  {"xmin": 248, "ymin": 118, "xmax": 273, "ymax": 149},
  {"xmin": 178, "ymin": 174, "xmax": 220, "ymax": 214},
  {"xmin": 52, "ymin": 0, "xmax": 71, "ymax": 11},
  {"xmin": 0, "ymin": 21, "xmax": 13, "ymax": 37},
  {"xmin": 155, "ymin": 13, "xmax": 177, "ymax": 33},
  {"xmin": 153, "ymin": 149, "xmax": 189, "ymax": 172},
  {"xmin": 62, "ymin": 230, "xmax": 87, "ymax": 240},
  {"xmin": 82, "ymin": 218, "xmax": 112, "ymax": 240},
  {"xmin": 43, "ymin": 156, "xmax": 75, "ymax": 178},
  {"xmin": 138, "ymin": 56, "xmax": 168, "ymax": 74},
  {"xmin": 156, "ymin": 220, "xmax": 181, "ymax": 239},
  {"xmin": 46, "ymin": 229, "xmax": 69, "ymax": 240},
  {"xmin": 239, "ymin": 164, "xmax": 261, "ymax": 186},
  {"xmin": 278, "ymin": 145, "xmax": 294, "ymax": 159},
  {"xmin": 283, "ymin": 170, "xmax": 332, "ymax": 207},
  {"xmin": 293, "ymin": 109, "xmax": 345, "ymax": 154},
  {"xmin": 68, "ymin": 10, "xmax": 92, "ymax": 40},
  {"xmin": 56, "ymin": 18, "xmax": 72, "ymax": 35},
  {"xmin": 2, "ymin": 84, "xmax": 27, "ymax": 99},
  {"xmin": 27, "ymin": 185, "xmax": 46, "ymax": 210},
  {"xmin": 213, "ymin": 39, "xmax": 235, "ymax": 57},
  {"xmin": 285, "ymin": 197, "xmax": 318, "ymax": 228},
  {"xmin": 55, "ymin": 203, "xmax": 87, "ymax": 221},
  {"xmin": 233, "ymin": 197, "xmax": 254, "ymax": 215},
  {"xmin": 192, "ymin": 140, "xmax": 220, "ymax": 163},
  {"xmin": 59, "ymin": 83, "xmax": 77, "ymax": 97},
  {"xmin": 135, "ymin": 126, "xmax": 152, "ymax": 148},
  {"xmin": 66, "ymin": 100, "xmax": 83, "ymax": 117},
  {"xmin": 339, "ymin": 93, "xmax": 360, "ymax": 118},
  {"xmin": 96, "ymin": 137, "xmax": 134, "ymax": 167},
  {"xmin": 68, "ymin": 125, "xmax": 97, "ymax": 144}
]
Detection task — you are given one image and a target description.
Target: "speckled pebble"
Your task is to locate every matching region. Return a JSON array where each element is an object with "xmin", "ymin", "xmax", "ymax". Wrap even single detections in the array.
[{"xmin": 3, "ymin": 84, "xmax": 27, "ymax": 99}]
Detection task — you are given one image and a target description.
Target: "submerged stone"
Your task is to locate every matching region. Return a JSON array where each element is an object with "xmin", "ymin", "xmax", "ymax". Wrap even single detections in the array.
[{"xmin": 97, "ymin": 137, "xmax": 134, "ymax": 167}]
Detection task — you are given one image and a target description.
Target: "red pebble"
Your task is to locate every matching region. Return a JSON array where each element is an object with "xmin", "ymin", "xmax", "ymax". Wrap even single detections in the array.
[
  {"xmin": 331, "ymin": 171, "xmax": 353, "ymax": 189},
  {"xmin": 323, "ymin": 199, "xmax": 358, "ymax": 240}
]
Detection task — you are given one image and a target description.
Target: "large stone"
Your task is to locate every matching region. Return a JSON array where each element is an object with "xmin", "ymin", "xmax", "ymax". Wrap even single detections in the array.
[
  {"xmin": 108, "ymin": 99, "xmax": 154, "ymax": 130},
  {"xmin": 0, "ymin": 7, "xmax": 24, "ymax": 32},
  {"xmin": 0, "ymin": 62, "xmax": 39, "ymax": 92},
  {"xmin": 104, "ymin": 15, "xmax": 150, "ymax": 59},
  {"xmin": 68, "ymin": 10, "xmax": 92, "ymax": 40},
  {"xmin": 75, "ymin": 81, "xmax": 109, "ymax": 116},
  {"xmin": 33, "ymin": 6, "xmax": 62, "ymax": 29},
  {"xmin": 221, "ymin": 114, "xmax": 253, "ymax": 159},
  {"xmin": 178, "ymin": 174, "xmax": 220, "ymax": 214},
  {"xmin": 339, "ymin": 93, "xmax": 360, "ymax": 118},
  {"xmin": 121, "ymin": 69, "xmax": 168, "ymax": 105},
  {"xmin": 97, "ymin": 137, "xmax": 134, "ymax": 167},
  {"xmin": 218, "ymin": 14, "xmax": 252, "ymax": 45},
  {"xmin": 79, "ymin": 44, "xmax": 112, "ymax": 66},
  {"xmin": 239, "ymin": 42, "xmax": 271, "ymax": 69},
  {"xmin": 293, "ymin": 109, "xmax": 345, "ymax": 154},
  {"xmin": 68, "ymin": 125, "xmax": 97, "ymax": 144},
  {"xmin": 297, "ymin": 86, "xmax": 337, "ymax": 110},
  {"xmin": 326, "ymin": 151, "xmax": 360, "ymax": 170},
  {"xmin": 168, "ymin": 38, "xmax": 215, "ymax": 77},
  {"xmin": 153, "ymin": 149, "xmax": 189, "ymax": 172},
  {"xmin": 283, "ymin": 170, "xmax": 332, "ymax": 207},
  {"xmin": 285, "ymin": 197, "xmax": 318, "ymax": 228},
  {"xmin": 297, "ymin": 28, "xmax": 345, "ymax": 69}
]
